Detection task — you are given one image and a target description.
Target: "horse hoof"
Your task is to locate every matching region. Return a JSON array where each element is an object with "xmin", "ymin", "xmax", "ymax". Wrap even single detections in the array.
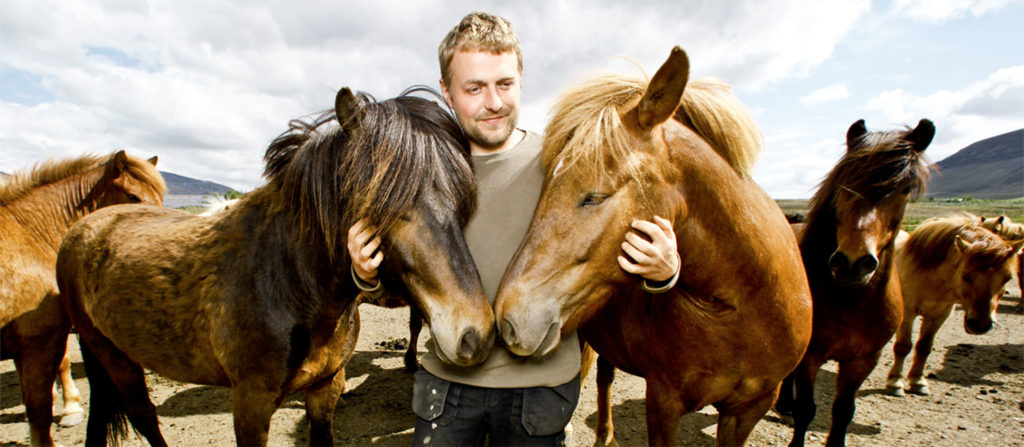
[
  {"xmin": 59, "ymin": 411, "xmax": 85, "ymax": 427},
  {"xmin": 886, "ymin": 385, "xmax": 906, "ymax": 397},
  {"xmin": 908, "ymin": 383, "xmax": 931, "ymax": 395}
]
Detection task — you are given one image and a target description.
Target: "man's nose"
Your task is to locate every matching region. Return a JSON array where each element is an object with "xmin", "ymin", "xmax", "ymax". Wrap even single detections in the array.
[{"xmin": 483, "ymin": 88, "xmax": 503, "ymax": 111}]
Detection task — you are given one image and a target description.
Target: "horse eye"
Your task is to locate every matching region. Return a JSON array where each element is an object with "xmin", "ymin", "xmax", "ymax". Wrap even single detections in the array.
[
  {"xmin": 579, "ymin": 193, "xmax": 607, "ymax": 207},
  {"xmin": 126, "ymin": 193, "xmax": 141, "ymax": 203},
  {"xmin": 962, "ymin": 274, "xmax": 973, "ymax": 284}
]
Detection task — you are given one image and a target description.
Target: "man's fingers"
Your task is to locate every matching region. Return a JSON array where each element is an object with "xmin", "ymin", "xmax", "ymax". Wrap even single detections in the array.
[
  {"xmin": 360, "ymin": 236, "xmax": 381, "ymax": 259},
  {"xmin": 369, "ymin": 251, "xmax": 384, "ymax": 269},
  {"xmin": 624, "ymin": 232, "xmax": 656, "ymax": 254},
  {"xmin": 621, "ymin": 242, "xmax": 651, "ymax": 265},
  {"xmin": 653, "ymin": 216, "xmax": 675, "ymax": 236},
  {"xmin": 617, "ymin": 255, "xmax": 642, "ymax": 274}
]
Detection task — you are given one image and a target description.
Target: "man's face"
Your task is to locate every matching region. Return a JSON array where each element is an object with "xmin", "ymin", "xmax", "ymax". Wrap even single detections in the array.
[{"xmin": 441, "ymin": 50, "xmax": 521, "ymax": 151}]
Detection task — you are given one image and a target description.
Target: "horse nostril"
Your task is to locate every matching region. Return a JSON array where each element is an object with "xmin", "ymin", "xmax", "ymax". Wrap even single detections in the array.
[
  {"xmin": 457, "ymin": 328, "xmax": 482, "ymax": 359},
  {"xmin": 855, "ymin": 254, "xmax": 879, "ymax": 275},
  {"xmin": 829, "ymin": 251, "xmax": 850, "ymax": 272},
  {"xmin": 500, "ymin": 318, "xmax": 516, "ymax": 345}
]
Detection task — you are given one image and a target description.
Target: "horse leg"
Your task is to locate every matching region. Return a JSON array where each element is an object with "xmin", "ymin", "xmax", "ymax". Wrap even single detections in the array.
[
  {"xmin": 788, "ymin": 358, "xmax": 823, "ymax": 447},
  {"xmin": 231, "ymin": 383, "xmax": 283, "ymax": 447},
  {"xmin": 78, "ymin": 331, "xmax": 167, "ymax": 447},
  {"xmin": 644, "ymin": 379, "xmax": 687, "ymax": 447},
  {"xmin": 56, "ymin": 338, "xmax": 85, "ymax": 427},
  {"xmin": 906, "ymin": 309, "xmax": 951, "ymax": 395},
  {"xmin": 405, "ymin": 307, "xmax": 423, "ymax": 372},
  {"xmin": 774, "ymin": 373, "xmax": 795, "ymax": 416},
  {"xmin": 886, "ymin": 313, "xmax": 916, "ymax": 396},
  {"xmin": 14, "ymin": 331, "xmax": 66, "ymax": 447},
  {"xmin": 305, "ymin": 369, "xmax": 347, "ymax": 447},
  {"xmin": 715, "ymin": 389, "xmax": 777, "ymax": 446},
  {"xmin": 595, "ymin": 356, "xmax": 617, "ymax": 446},
  {"xmin": 824, "ymin": 355, "xmax": 879, "ymax": 446}
]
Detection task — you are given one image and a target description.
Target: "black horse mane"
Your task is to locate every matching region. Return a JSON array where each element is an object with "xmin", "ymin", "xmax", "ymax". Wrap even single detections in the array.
[{"xmin": 261, "ymin": 87, "xmax": 475, "ymax": 257}]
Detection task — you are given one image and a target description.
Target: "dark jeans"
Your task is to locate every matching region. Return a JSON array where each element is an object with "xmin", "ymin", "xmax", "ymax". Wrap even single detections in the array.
[{"xmin": 410, "ymin": 368, "xmax": 581, "ymax": 447}]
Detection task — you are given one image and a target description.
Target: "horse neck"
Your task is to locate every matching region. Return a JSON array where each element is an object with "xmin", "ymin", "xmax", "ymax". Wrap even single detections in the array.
[{"xmin": 5, "ymin": 169, "xmax": 106, "ymax": 250}]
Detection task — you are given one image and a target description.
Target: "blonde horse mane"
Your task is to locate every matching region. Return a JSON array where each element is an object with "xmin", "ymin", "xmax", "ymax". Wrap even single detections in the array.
[
  {"xmin": 0, "ymin": 152, "xmax": 166, "ymax": 205},
  {"xmin": 904, "ymin": 214, "xmax": 1018, "ymax": 272},
  {"xmin": 542, "ymin": 71, "xmax": 762, "ymax": 183}
]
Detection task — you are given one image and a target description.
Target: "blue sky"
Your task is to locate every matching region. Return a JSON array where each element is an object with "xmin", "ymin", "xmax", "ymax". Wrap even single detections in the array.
[{"xmin": 1, "ymin": 0, "xmax": 1021, "ymax": 198}]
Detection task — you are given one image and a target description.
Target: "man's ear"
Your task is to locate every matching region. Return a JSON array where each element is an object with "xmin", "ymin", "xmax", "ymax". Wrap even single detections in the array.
[{"xmin": 439, "ymin": 78, "xmax": 453, "ymax": 108}]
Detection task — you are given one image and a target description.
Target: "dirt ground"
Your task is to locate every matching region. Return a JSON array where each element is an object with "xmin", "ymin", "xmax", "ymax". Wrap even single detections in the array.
[{"xmin": 2, "ymin": 282, "xmax": 1022, "ymax": 446}]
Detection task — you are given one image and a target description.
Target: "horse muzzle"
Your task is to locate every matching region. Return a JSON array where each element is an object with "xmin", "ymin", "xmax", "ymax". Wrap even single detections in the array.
[
  {"xmin": 499, "ymin": 314, "xmax": 563, "ymax": 358},
  {"xmin": 829, "ymin": 250, "xmax": 878, "ymax": 287}
]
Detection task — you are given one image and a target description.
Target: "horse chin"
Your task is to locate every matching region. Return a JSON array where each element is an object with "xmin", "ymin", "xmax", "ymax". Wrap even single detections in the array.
[
  {"xmin": 831, "ymin": 271, "xmax": 874, "ymax": 288},
  {"xmin": 963, "ymin": 316, "xmax": 993, "ymax": 335}
]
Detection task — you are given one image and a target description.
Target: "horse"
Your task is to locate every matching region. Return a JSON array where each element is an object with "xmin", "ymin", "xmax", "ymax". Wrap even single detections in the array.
[
  {"xmin": 0, "ymin": 151, "xmax": 165, "ymax": 447},
  {"xmin": 56, "ymin": 87, "xmax": 495, "ymax": 446},
  {"xmin": 979, "ymin": 215, "xmax": 1024, "ymax": 309},
  {"xmin": 885, "ymin": 215, "xmax": 1022, "ymax": 396},
  {"xmin": 773, "ymin": 118, "xmax": 934, "ymax": 446},
  {"xmin": 493, "ymin": 46, "xmax": 813, "ymax": 446}
]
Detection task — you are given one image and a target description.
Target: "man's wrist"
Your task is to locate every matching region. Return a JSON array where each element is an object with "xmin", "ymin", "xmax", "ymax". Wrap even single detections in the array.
[
  {"xmin": 351, "ymin": 265, "xmax": 383, "ymax": 293},
  {"xmin": 641, "ymin": 262, "xmax": 680, "ymax": 294}
]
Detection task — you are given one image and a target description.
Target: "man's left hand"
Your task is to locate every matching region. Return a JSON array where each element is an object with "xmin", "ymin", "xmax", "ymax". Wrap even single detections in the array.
[{"xmin": 617, "ymin": 215, "xmax": 679, "ymax": 282}]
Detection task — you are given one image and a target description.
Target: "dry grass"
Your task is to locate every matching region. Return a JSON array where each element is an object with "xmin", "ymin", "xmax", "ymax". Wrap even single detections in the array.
[{"xmin": 776, "ymin": 198, "xmax": 1024, "ymax": 231}]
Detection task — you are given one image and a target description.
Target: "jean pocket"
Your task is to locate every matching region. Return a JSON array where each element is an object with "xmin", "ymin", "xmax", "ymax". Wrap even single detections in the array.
[
  {"xmin": 412, "ymin": 368, "xmax": 456, "ymax": 423},
  {"xmin": 521, "ymin": 375, "xmax": 581, "ymax": 436}
]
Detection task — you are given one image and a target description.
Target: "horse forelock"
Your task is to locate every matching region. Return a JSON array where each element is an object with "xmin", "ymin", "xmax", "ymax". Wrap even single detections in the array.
[
  {"xmin": 0, "ymin": 152, "xmax": 165, "ymax": 204},
  {"xmin": 542, "ymin": 72, "xmax": 762, "ymax": 187},
  {"xmin": 265, "ymin": 89, "xmax": 473, "ymax": 257},
  {"xmin": 809, "ymin": 128, "xmax": 931, "ymax": 221}
]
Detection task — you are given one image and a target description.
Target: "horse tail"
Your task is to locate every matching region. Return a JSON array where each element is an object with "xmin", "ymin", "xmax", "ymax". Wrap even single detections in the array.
[
  {"xmin": 79, "ymin": 341, "xmax": 131, "ymax": 446},
  {"xmin": 676, "ymin": 77, "xmax": 763, "ymax": 178}
]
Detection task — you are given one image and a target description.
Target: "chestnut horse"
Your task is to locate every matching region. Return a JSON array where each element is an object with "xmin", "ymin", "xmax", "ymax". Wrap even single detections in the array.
[
  {"xmin": 979, "ymin": 215, "xmax": 1024, "ymax": 309},
  {"xmin": 494, "ymin": 47, "xmax": 813, "ymax": 446},
  {"xmin": 775, "ymin": 118, "xmax": 934, "ymax": 446},
  {"xmin": 886, "ymin": 215, "xmax": 1023, "ymax": 396},
  {"xmin": 56, "ymin": 87, "xmax": 495, "ymax": 446},
  {"xmin": 0, "ymin": 151, "xmax": 165, "ymax": 447}
]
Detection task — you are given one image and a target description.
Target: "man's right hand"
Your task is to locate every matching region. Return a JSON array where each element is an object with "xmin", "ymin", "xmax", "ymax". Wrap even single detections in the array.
[{"xmin": 347, "ymin": 219, "xmax": 383, "ymax": 286}]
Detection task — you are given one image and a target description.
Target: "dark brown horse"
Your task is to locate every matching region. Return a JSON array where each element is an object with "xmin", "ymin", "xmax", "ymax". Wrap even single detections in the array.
[
  {"xmin": 0, "ymin": 151, "xmax": 165, "ymax": 447},
  {"xmin": 887, "ymin": 215, "xmax": 1022, "ymax": 396},
  {"xmin": 775, "ymin": 118, "xmax": 934, "ymax": 446},
  {"xmin": 494, "ymin": 47, "xmax": 813, "ymax": 446},
  {"xmin": 57, "ymin": 87, "xmax": 495, "ymax": 446}
]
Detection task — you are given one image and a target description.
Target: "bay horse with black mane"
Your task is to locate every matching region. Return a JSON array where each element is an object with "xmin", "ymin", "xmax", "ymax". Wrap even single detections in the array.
[
  {"xmin": 775, "ymin": 118, "xmax": 934, "ymax": 446},
  {"xmin": 56, "ymin": 87, "xmax": 495, "ymax": 446},
  {"xmin": 1, "ymin": 151, "xmax": 165, "ymax": 447},
  {"xmin": 494, "ymin": 47, "xmax": 813, "ymax": 446}
]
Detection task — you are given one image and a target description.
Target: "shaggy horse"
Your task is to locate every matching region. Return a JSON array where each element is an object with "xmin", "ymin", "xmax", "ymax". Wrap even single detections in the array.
[
  {"xmin": 979, "ymin": 215, "xmax": 1024, "ymax": 309},
  {"xmin": 493, "ymin": 47, "xmax": 813, "ymax": 446},
  {"xmin": 57, "ymin": 87, "xmax": 495, "ymax": 446},
  {"xmin": 0, "ymin": 151, "xmax": 165, "ymax": 447},
  {"xmin": 886, "ymin": 215, "xmax": 1022, "ymax": 396},
  {"xmin": 775, "ymin": 118, "xmax": 934, "ymax": 446}
]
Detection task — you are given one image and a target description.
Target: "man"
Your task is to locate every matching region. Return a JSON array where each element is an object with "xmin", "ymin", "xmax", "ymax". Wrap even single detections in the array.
[{"xmin": 347, "ymin": 12, "xmax": 679, "ymax": 446}]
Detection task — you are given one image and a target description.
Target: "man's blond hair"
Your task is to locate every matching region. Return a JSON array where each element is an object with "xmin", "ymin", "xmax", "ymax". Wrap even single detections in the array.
[{"xmin": 438, "ymin": 12, "xmax": 522, "ymax": 87}]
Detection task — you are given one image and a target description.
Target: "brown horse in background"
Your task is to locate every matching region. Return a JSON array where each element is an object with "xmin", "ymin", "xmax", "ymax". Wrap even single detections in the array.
[
  {"xmin": 979, "ymin": 215, "xmax": 1024, "ymax": 309},
  {"xmin": 0, "ymin": 151, "xmax": 165, "ymax": 446},
  {"xmin": 775, "ymin": 118, "xmax": 934, "ymax": 446},
  {"xmin": 494, "ymin": 47, "xmax": 813, "ymax": 446},
  {"xmin": 56, "ymin": 87, "xmax": 495, "ymax": 446},
  {"xmin": 887, "ymin": 215, "xmax": 1023, "ymax": 396}
]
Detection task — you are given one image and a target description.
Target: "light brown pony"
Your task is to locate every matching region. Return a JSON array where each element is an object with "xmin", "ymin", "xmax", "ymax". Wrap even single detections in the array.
[
  {"xmin": 0, "ymin": 151, "xmax": 165, "ymax": 447},
  {"xmin": 56, "ymin": 87, "xmax": 495, "ymax": 446},
  {"xmin": 886, "ymin": 215, "xmax": 1023, "ymax": 396},
  {"xmin": 774, "ymin": 118, "xmax": 934, "ymax": 447},
  {"xmin": 493, "ymin": 47, "xmax": 813, "ymax": 446}
]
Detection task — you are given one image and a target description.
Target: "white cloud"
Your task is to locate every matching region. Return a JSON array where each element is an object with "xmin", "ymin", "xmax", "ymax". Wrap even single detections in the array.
[
  {"xmin": 866, "ymin": 65, "xmax": 1024, "ymax": 161},
  {"xmin": 892, "ymin": 0, "xmax": 1020, "ymax": 23},
  {"xmin": 800, "ymin": 84, "xmax": 851, "ymax": 107}
]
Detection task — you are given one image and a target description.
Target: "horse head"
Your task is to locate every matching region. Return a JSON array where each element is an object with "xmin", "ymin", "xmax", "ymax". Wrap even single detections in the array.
[
  {"xmin": 821, "ymin": 119, "xmax": 933, "ymax": 287},
  {"xmin": 89, "ymin": 150, "xmax": 166, "ymax": 208},
  {"xmin": 953, "ymin": 232, "xmax": 1022, "ymax": 334},
  {"xmin": 334, "ymin": 88, "xmax": 496, "ymax": 366}
]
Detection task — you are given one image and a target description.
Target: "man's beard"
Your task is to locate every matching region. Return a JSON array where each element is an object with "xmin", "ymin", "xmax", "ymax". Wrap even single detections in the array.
[{"xmin": 460, "ymin": 108, "xmax": 519, "ymax": 149}]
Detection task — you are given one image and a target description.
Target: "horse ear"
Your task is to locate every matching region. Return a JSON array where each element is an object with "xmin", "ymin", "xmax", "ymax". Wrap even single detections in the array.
[
  {"xmin": 108, "ymin": 150, "xmax": 129, "ymax": 174},
  {"xmin": 1010, "ymin": 239, "xmax": 1024, "ymax": 255},
  {"xmin": 954, "ymin": 235, "xmax": 971, "ymax": 253},
  {"xmin": 634, "ymin": 46, "xmax": 690, "ymax": 131},
  {"xmin": 994, "ymin": 216, "xmax": 1006, "ymax": 234},
  {"xmin": 335, "ymin": 87, "xmax": 361, "ymax": 133},
  {"xmin": 147, "ymin": 156, "xmax": 158, "ymax": 166},
  {"xmin": 846, "ymin": 119, "xmax": 867, "ymax": 152},
  {"xmin": 906, "ymin": 119, "xmax": 935, "ymax": 152}
]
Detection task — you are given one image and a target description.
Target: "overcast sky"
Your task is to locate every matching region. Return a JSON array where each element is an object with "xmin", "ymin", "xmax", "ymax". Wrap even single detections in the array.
[{"xmin": 2, "ymin": 0, "xmax": 1021, "ymax": 198}]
